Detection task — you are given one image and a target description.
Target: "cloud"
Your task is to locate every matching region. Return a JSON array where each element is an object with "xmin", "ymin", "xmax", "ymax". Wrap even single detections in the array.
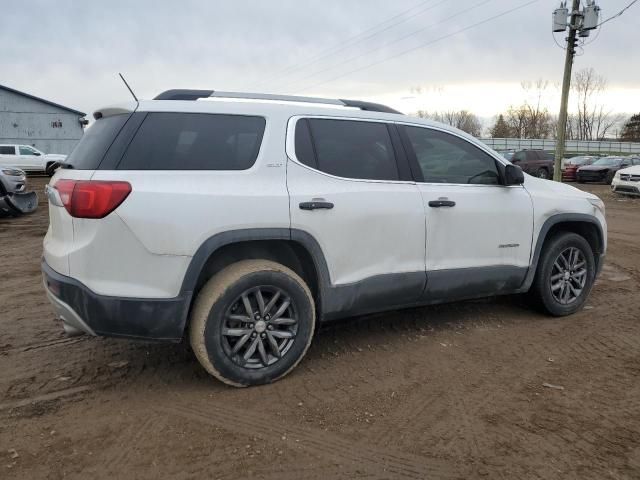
[{"xmin": 2, "ymin": 0, "xmax": 638, "ymax": 115}]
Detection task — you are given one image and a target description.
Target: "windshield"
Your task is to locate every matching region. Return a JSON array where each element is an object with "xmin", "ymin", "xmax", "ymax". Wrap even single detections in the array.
[{"xmin": 592, "ymin": 157, "xmax": 622, "ymax": 166}]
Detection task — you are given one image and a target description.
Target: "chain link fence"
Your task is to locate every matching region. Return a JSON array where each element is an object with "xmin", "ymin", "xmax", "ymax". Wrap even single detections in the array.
[{"xmin": 480, "ymin": 138, "xmax": 640, "ymax": 155}]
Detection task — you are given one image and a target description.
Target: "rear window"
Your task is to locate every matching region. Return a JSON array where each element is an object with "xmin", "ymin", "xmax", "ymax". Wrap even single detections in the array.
[
  {"xmin": 65, "ymin": 114, "xmax": 131, "ymax": 169},
  {"xmin": 118, "ymin": 113, "xmax": 265, "ymax": 170}
]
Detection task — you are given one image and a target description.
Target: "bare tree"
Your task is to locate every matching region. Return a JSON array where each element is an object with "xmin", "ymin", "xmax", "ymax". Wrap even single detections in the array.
[
  {"xmin": 499, "ymin": 80, "xmax": 554, "ymax": 139},
  {"xmin": 569, "ymin": 68, "xmax": 619, "ymax": 140},
  {"xmin": 415, "ymin": 110, "xmax": 482, "ymax": 137}
]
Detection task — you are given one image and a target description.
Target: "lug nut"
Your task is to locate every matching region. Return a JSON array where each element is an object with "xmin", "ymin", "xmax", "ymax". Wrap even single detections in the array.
[
  {"xmin": 265, "ymin": 315, "xmax": 270, "ymax": 320},
  {"xmin": 261, "ymin": 333, "xmax": 266, "ymax": 338},
  {"xmin": 252, "ymin": 333, "xmax": 257, "ymax": 338},
  {"xmin": 267, "ymin": 325, "xmax": 273, "ymax": 330}
]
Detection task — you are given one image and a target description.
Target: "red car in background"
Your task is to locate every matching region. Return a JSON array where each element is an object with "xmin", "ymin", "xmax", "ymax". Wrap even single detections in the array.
[{"xmin": 562, "ymin": 156, "xmax": 596, "ymax": 181}]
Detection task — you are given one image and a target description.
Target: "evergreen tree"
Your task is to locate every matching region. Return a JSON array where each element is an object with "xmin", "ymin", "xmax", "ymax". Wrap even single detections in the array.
[
  {"xmin": 489, "ymin": 114, "xmax": 512, "ymax": 138},
  {"xmin": 620, "ymin": 114, "xmax": 640, "ymax": 142}
]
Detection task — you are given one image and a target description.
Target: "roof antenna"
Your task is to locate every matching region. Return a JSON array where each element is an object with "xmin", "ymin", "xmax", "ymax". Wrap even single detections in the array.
[{"xmin": 118, "ymin": 73, "xmax": 138, "ymax": 102}]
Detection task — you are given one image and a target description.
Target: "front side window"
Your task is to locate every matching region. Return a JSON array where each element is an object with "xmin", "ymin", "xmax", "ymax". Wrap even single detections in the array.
[
  {"xmin": 404, "ymin": 126, "xmax": 500, "ymax": 185},
  {"xmin": 19, "ymin": 146, "xmax": 38, "ymax": 155},
  {"xmin": 0, "ymin": 146, "xmax": 16, "ymax": 155},
  {"xmin": 119, "ymin": 113, "xmax": 265, "ymax": 170},
  {"xmin": 303, "ymin": 119, "xmax": 399, "ymax": 181}
]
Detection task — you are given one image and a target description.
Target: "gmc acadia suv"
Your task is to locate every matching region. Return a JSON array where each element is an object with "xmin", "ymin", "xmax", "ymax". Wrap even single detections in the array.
[{"xmin": 42, "ymin": 90, "xmax": 607, "ymax": 387}]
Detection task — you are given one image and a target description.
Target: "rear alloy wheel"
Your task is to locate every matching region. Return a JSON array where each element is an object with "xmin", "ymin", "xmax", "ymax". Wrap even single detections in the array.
[
  {"xmin": 532, "ymin": 232, "xmax": 596, "ymax": 316},
  {"xmin": 536, "ymin": 168, "xmax": 549, "ymax": 179},
  {"xmin": 189, "ymin": 260, "xmax": 315, "ymax": 387}
]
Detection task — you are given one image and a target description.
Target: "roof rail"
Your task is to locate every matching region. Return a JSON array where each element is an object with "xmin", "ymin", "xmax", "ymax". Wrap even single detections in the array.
[{"xmin": 153, "ymin": 89, "xmax": 403, "ymax": 114}]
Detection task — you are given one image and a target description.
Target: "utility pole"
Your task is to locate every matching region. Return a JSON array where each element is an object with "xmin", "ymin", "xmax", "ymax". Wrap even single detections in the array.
[{"xmin": 552, "ymin": 0, "xmax": 600, "ymax": 182}]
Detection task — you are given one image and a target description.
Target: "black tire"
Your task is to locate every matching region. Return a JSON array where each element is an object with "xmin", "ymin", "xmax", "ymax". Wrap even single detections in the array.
[
  {"xmin": 531, "ymin": 232, "xmax": 596, "ymax": 316},
  {"xmin": 45, "ymin": 162, "xmax": 58, "ymax": 177},
  {"xmin": 536, "ymin": 168, "xmax": 549, "ymax": 179},
  {"xmin": 605, "ymin": 171, "xmax": 615, "ymax": 185},
  {"xmin": 189, "ymin": 260, "xmax": 315, "ymax": 387}
]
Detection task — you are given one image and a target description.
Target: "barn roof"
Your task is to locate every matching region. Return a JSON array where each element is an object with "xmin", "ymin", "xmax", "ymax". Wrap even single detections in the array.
[{"xmin": 0, "ymin": 83, "xmax": 86, "ymax": 116}]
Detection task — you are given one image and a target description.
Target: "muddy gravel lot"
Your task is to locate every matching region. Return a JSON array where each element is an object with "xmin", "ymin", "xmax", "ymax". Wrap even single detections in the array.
[{"xmin": 1, "ymin": 177, "xmax": 639, "ymax": 479}]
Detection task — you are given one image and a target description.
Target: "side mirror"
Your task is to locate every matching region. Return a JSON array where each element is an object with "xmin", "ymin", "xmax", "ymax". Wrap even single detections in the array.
[
  {"xmin": 505, "ymin": 164, "xmax": 524, "ymax": 185},
  {"xmin": 34, "ymin": 152, "xmax": 41, "ymax": 156}
]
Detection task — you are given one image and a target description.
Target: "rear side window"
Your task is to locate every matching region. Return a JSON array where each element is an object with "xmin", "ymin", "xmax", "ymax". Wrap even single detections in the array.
[
  {"xmin": 304, "ymin": 119, "xmax": 399, "ymax": 181},
  {"xmin": 118, "ymin": 113, "xmax": 265, "ymax": 170},
  {"xmin": 0, "ymin": 146, "xmax": 16, "ymax": 155},
  {"xmin": 65, "ymin": 114, "xmax": 131, "ymax": 169}
]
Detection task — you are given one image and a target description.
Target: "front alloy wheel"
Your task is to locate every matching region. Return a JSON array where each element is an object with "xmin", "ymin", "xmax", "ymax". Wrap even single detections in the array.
[
  {"xmin": 532, "ymin": 232, "xmax": 596, "ymax": 316},
  {"xmin": 549, "ymin": 247, "xmax": 587, "ymax": 305}
]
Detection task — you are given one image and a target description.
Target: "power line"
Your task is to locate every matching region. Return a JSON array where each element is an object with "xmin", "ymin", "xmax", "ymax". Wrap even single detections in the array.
[
  {"xmin": 249, "ymin": 0, "xmax": 444, "ymax": 90},
  {"xmin": 294, "ymin": 0, "xmax": 539, "ymax": 94},
  {"xmin": 277, "ymin": 0, "xmax": 493, "ymax": 93},
  {"xmin": 598, "ymin": 0, "xmax": 638, "ymax": 26}
]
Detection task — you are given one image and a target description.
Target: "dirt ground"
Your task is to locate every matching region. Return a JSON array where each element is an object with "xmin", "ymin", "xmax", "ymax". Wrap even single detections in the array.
[{"xmin": 1, "ymin": 177, "xmax": 639, "ymax": 480}]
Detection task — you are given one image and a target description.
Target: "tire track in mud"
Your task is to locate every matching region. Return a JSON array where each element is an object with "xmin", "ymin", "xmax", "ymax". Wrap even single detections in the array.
[
  {"xmin": 158, "ymin": 400, "xmax": 461, "ymax": 480},
  {"xmin": 2, "ymin": 336, "xmax": 90, "ymax": 355},
  {"xmin": 101, "ymin": 415, "xmax": 159, "ymax": 474},
  {"xmin": 0, "ymin": 385, "xmax": 92, "ymax": 411}
]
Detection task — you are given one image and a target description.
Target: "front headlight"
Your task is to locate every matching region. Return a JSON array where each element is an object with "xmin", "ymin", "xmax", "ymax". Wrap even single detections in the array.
[
  {"xmin": 1, "ymin": 168, "xmax": 24, "ymax": 177},
  {"xmin": 588, "ymin": 198, "xmax": 605, "ymax": 217}
]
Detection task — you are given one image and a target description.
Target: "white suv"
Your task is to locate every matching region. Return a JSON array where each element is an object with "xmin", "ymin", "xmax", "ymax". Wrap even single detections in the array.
[
  {"xmin": 0, "ymin": 144, "xmax": 66, "ymax": 175},
  {"xmin": 42, "ymin": 90, "xmax": 607, "ymax": 387}
]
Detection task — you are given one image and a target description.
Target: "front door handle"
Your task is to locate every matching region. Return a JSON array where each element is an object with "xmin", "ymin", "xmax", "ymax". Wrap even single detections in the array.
[
  {"xmin": 299, "ymin": 201, "xmax": 334, "ymax": 211},
  {"xmin": 428, "ymin": 199, "xmax": 456, "ymax": 208}
]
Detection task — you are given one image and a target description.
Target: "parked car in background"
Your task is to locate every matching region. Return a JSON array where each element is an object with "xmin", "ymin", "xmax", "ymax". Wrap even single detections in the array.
[
  {"xmin": 0, "ymin": 167, "xmax": 38, "ymax": 217},
  {"xmin": 510, "ymin": 149, "xmax": 555, "ymax": 179},
  {"xmin": 0, "ymin": 144, "xmax": 67, "ymax": 176},
  {"xmin": 577, "ymin": 156, "xmax": 640, "ymax": 184},
  {"xmin": 499, "ymin": 150, "xmax": 515, "ymax": 161},
  {"xmin": 611, "ymin": 165, "xmax": 640, "ymax": 196},
  {"xmin": 42, "ymin": 89, "xmax": 606, "ymax": 387},
  {"xmin": 0, "ymin": 167, "xmax": 26, "ymax": 194},
  {"xmin": 562, "ymin": 156, "xmax": 597, "ymax": 182}
]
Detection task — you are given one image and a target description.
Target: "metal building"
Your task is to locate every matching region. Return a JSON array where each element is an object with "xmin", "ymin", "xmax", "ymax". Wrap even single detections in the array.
[{"xmin": 0, "ymin": 84, "xmax": 86, "ymax": 155}]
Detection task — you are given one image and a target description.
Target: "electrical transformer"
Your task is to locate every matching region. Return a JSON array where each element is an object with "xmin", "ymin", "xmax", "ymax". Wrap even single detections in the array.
[
  {"xmin": 553, "ymin": 4, "xmax": 568, "ymax": 32},
  {"xmin": 582, "ymin": 2, "xmax": 601, "ymax": 30}
]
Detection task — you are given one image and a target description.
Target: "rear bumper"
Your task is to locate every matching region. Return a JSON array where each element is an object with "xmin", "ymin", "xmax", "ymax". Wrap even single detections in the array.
[{"xmin": 42, "ymin": 260, "xmax": 191, "ymax": 342}]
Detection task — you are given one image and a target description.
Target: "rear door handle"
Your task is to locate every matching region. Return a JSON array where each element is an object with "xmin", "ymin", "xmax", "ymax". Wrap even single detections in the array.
[
  {"xmin": 428, "ymin": 199, "xmax": 456, "ymax": 208},
  {"xmin": 299, "ymin": 201, "xmax": 334, "ymax": 211}
]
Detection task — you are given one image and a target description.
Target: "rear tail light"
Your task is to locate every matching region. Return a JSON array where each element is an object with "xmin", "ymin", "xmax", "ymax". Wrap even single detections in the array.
[{"xmin": 53, "ymin": 180, "xmax": 131, "ymax": 218}]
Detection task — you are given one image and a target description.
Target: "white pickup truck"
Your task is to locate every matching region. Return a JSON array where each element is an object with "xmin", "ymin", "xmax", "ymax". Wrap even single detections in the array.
[{"xmin": 0, "ymin": 144, "xmax": 67, "ymax": 175}]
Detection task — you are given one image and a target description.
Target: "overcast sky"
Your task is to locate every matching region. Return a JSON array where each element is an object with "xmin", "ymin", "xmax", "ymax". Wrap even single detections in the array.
[{"xmin": 2, "ymin": 0, "xmax": 639, "ymax": 118}]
